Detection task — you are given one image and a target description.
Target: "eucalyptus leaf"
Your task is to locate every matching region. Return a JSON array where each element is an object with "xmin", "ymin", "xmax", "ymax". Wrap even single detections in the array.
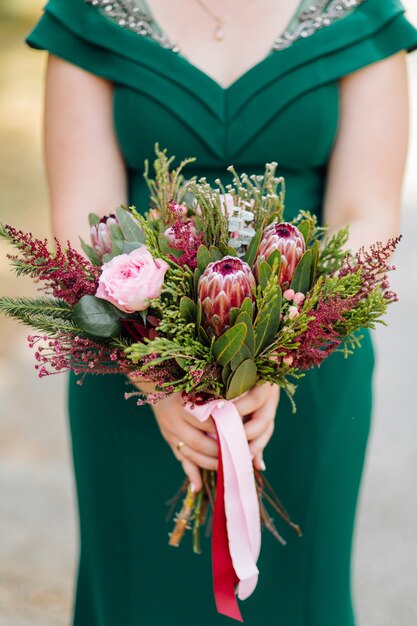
[
  {"xmin": 115, "ymin": 207, "xmax": 145, "ymax": 243},
  {"xmin": 121, "ymin": 241, "xmax": 144, "ymax": 254},
  {"xmin": 79, "ymin": 237, "xmax": 101, "ymax": 266},
  {"xmin": 109, "ymin": 238, "xmax": 124, "ymax": 258},
  {"xmin": 88, "ymin": 213, "xmax": 100, "ymax": 227},
  {"xmin": 72, "ymin": 295, "xmax": 126, "ymax": 338},
  {"xmin": 226, "ymin": 359, "xmax": 257, "ymax": 400},
  {"xmin": 109, "ymin": 222, "xmax": 124, "ymax": 242},
  {"xmin": 290, "ymin": 249, "xmax": 312, "ymax": 294},
  {"xmin": 212, "ymin": 322, "xmax": 247, "ymax": 366}
]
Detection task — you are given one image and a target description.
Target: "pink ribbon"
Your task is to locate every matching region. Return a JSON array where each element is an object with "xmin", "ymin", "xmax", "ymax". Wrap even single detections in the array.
[{"xmin": 186, "ymin": 398, "xmax": 261, "ymax": 620}]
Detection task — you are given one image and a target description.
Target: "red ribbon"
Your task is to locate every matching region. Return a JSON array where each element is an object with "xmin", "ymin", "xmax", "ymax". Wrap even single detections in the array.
[{"xmin": 211, "ymin": 423, "xmax": 243, "ymax": 622}]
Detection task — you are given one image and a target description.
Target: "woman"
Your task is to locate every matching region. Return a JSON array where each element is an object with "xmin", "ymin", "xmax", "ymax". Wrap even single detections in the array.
[{"xmin": 26, "ymin": 1, "xmax": 417, "ymax": 624}]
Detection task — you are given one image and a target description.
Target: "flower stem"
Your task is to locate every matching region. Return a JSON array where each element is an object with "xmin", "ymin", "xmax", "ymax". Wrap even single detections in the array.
[
  {"xmin": 192, "ymin": 488, "xmax": 204, "ymax": 554},
  {"xmin": 168, "ymin": 482, "xmax": 196, "ymax": 547}
]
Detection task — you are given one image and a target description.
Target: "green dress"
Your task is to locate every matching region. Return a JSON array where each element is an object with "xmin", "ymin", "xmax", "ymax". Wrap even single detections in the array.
[{"xmin": 26, "ymin": 1, "xmax": 417, "ymax": 624}]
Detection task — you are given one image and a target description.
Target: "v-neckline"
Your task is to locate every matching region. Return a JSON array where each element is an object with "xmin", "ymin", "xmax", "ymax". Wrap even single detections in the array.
[{"xmin": 140, "ymin": 0, "xmax": 306, "ymax": 92}]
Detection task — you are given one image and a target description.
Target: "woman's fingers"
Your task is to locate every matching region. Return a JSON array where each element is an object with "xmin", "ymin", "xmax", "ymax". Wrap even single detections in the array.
[
  {"xmin": 249, "ymin": 422, "xmax": 274, "ymax": 459},
  {"xmin": 253, "ymin": 454, "xmax": 267, "ymax": 471},
  {"xmin": 165, "ymin": 419, "xmax": 218, "ymax": 458},
  {"xmin": 182, "ymin": 412, "xmax": 217, "ymax": 434},
  {"xmin": 181, "ymin": 458, "xmax": 202, "ymax": 491},
  {"xmin": 176, "ymin": 441, "xmax": 219, "ymax": 471},
  {"xmin": 243, "ymin": 386, "xmax": 279, "ymax": 440},
  {"xmin": 244, "ymin": 407, "xmax": 272, "ymax": 441},
  {"xmin": 234, "ymin": 382, "xmax": 278, "ymax": 418}
]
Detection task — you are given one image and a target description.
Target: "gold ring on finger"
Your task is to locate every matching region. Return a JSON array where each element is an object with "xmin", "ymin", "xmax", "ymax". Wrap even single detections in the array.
[{"xmin": 176, "ymin": 440, "xmax": 185, "ymax": 452}]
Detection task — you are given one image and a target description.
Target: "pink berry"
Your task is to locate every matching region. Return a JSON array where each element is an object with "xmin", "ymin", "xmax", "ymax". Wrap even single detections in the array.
[
  {"xmin": 293, "ymin": 292, "xmax": 305, "ymax": 306},
  {"xmin": 283, "ymin": 289, "xmax": 295, "ymax": 301},
  {"xmin": 288, "ymin": 306, "xmax": 299, "ymax": 320}
]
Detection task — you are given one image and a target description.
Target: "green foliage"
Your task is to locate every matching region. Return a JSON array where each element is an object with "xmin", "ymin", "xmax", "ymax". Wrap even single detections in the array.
[
  {"xmin": 290, "ymin": 249, "xmax": 312, "ymax": 294},
  {"xmin": 196, "ymin": 245, "xmax": 213, "ymax": 272},
  {"xmin": 188, "ymin": 180, "xmax": 230, "ymax": 249},
  {"xmin": 254, "ymin": 292, "xmax": 282, "ymax": 356},
  {"xmin": 179, "ymin": 296, "xmax": 197, "ymax": 323},
  {"xmin": 143, "ymin": 144, "xmax": 196, "ymax": 221},
  {"xmin": 212, "ymin": 323, "xmax": 247, "ymax": 366},
  {"xmin": 258, "ymin": 261, "xmax": 272, "ymax": 290},
  {"xmin": 88, "ymin": 213, "xmax": 100, "ymax": 226},
  {"xmin": 235, "ymin": 311, "xmax": 255, "ymax": 354},
  {"xmin": 318, "ymin": 226, "xmax": 350, "ymax": 275},
  {"xmin": 115, "ymin": 206, "xmax": 145, "ymax": 244},
  {"xmin": 79, "ymin": 237, "xmax": 101, "ymax": 266},
  {"xmin": 72, "ymin": 295, "xmax": 128, "ymax": 338},
  {"xmin": 0, "ymin": 296, "xmax": 72, "ymax": 320},
  {"xmin": 0, "ymin": 296, "xmax": 87, "ymax": 337},
  {"xmin": 224, "ymin": 162, "xmax": 285, "ymax": 230},
  {"xmin": 243, "ymin": 228, "xmax": 262, "ymax": 266},
  {"xmin": 226, "ymin": 359, "xmax": 257, "ymax": 400}
]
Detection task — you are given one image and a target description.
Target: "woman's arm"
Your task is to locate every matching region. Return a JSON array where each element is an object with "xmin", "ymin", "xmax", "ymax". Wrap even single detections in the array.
[
  {"xmin": 323, "ymin": 51, "xmax": 409, "ymax": 248},
  {"xmin": 44, "ymin": 55, "xmax": 128, "ymax": 247}
]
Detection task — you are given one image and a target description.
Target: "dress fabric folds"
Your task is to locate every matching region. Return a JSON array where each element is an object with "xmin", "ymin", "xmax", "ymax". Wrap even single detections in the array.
[{"xmin": 26, "ymin": 1, "xmax": 417, "ymax": 624}]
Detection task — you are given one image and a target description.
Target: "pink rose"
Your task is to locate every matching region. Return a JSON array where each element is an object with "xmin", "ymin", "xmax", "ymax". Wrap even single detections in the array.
[{"xmin": 96, "ymin": 247, "xmax": 169, "ymax": 313}]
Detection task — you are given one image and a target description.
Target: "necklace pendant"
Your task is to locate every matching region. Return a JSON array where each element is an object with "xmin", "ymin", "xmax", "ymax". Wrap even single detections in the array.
[{"xmin": 214, "ymin": 18, "xmax": 225, "ymax": 41}]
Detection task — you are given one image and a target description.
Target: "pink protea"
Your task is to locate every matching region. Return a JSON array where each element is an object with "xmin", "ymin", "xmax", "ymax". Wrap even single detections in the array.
[
  {"xmin": 256, "ymin": 222, "xmax": 305, "ymax": 288},
  {"xmin": 198, "ymin": 256, "xmax": 255, "ymax": 337},
  {"xmin": 90, "ymin": 214, "xmax": 119, "ymax": 261}
]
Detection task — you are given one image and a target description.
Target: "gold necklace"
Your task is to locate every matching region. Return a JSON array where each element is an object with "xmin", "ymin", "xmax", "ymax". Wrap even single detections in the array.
[{"xmin": 194, "ymin": 0, "xmax": 256, "ymax": 41}]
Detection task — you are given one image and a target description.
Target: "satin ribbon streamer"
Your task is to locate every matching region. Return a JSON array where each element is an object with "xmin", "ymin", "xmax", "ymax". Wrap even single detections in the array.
[{"xmin": 186, "ymin": 399, "xmax": 261, "ymax": 621}]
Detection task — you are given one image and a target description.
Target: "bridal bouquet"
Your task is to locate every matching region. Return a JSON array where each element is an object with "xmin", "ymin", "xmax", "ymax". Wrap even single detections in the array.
[{"xmin": 0, "ymin": 147, "xmax": 400, "ymax": 620}]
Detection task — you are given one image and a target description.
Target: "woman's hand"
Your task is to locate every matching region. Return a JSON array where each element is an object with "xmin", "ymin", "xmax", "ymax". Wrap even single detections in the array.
[
  {"xmin": 130, "ymin": 378, "xmax": 279, "ymax": 489},
  {"xmin": 234, "ymin": 383, "xmax": 280, "ymax": 471},
  {"xmin": 152, "ymin": 393, "xmax": 219, "ymax": 491},
  {"xmin": 129, "ymin": 378, "xmax": 217, "ymax": 491}
]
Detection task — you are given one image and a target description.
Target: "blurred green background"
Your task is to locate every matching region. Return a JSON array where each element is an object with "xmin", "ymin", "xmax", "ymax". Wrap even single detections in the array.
[{"xmin": 0, "ymin": 2, "xmax": 416, "ymax": 626}]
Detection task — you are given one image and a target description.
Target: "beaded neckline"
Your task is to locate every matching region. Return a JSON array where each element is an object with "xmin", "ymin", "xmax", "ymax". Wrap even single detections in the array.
[
  {"xmin": 85, "ymin": 0, "xmax": 367, "ymax": 54},
  {"xmin": 273, "ymin": 0, "xmax": 367, "ymax": 50}
]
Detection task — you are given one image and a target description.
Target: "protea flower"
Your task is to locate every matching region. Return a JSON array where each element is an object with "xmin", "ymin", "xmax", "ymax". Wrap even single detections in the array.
[
  {"xmin": 198, "ymin": 256, "xmax": 255, "ymax": 337},
  {"xmin": 90, "ymin": 214, "xmax": 119, "ymax": 261},
  {"xmin": 256, "ymin": 222, "xmax": 305, "ymax": 287}
]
